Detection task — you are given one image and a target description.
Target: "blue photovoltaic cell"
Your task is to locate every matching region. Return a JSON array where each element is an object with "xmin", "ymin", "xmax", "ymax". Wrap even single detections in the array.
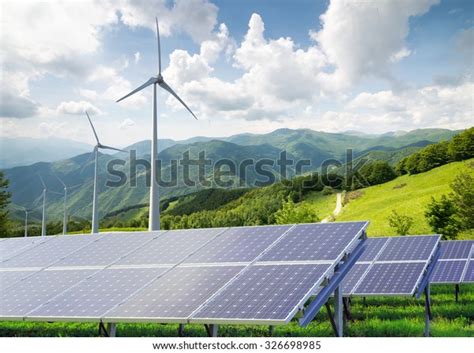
[
  {"xmin": 377, "ymin": 236, "xmax": 439, "ymax": 261},
  {"xmin": 184, "ymin": 226, "xmax": 291, "ymax": 263},
  {"xmin": 464, "ymin": 261, "xmax": 474, "ymax": 283},
  {"xmin": 431, "ymin": 260, "xmax": 467, "ymax": 284},
  {"xmin": 354, "ymin": 262, "xmax": 426, "ymax": 295},
  {"xmin": 0, "ymin": 236, "xmax": 51, "ymax": 262},
  {"xmin": 358, "ymin": 238, "xmax": 388, "ymax": 262},
  {"xmin": 0, "ymin": 269, "xmax": 96, "ymax": 317},
  {"xmin": 27, "ymin": 267, "xmax": 170, "ymax": 320},
  {"xmin": 53, "ymin": 232, "xmax": 158, "ymax": 267},
  {"xmin": 340, "ymin": 264, "xmax": 370, "ymax": 296},
  {"xmin": 0, "ymin": 270, "xmax": 37, "ymax": 290},
  {"xmin": 117, "ymin": 228, "xmax": 224, "ymax": 265},
  {"xmin": 260, "ymin": 222, "xmax": 366, "ymax": 262},
  {"xmin": 1, "ymin": 235, "xmax": 101, "ymax": 268},
  {"xmin": 105, "ymin": 266, "xmax": 243, "ymax": 321},
  {"xmin": 439, "ymin": 241, "xmax": 473, "ymax": 259},
  {"xmin": 192, "ymin": 264, "xmax": 330, "ymax": 322}
]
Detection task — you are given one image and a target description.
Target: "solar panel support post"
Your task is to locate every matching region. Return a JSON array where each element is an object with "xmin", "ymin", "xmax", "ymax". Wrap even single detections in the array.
[
  {"xmin": 324, "ymin": 303, "xmax": 338, "ymax": 336},
  {"xmin": 268, "ymin": 325, "xmax": 274, "ymax": 336},
  {"xmin": 343, "ymin": 297, "xmax": 352, "ymax": 321},
  {"xmin": 178, "ymin": 324, "xmax": 185, "ymax": 337},
  {"xmin": 299, "ymin": 234, "xmax": 366, "ymax": 328},
  {"xmin": 205, "ymin": 324, "xmax": 218, "ymax": 337},
  {"xmin": 455, "ymin": 284, "xmax": 459, "ymax": 302},
  {"xmin": 98, "ymin": 321, "xmax": 109, "ymax": 337},
  {"xmin": 107, "ymin": 323, "xmax": 117, "ymax": 337},
  {"xmin": 334, "ymin": 285, "xmax": 343, "ymax": 337},
  {"xmin": 424, "ymin": 284, "xmax": 431, "ymax": 337}
]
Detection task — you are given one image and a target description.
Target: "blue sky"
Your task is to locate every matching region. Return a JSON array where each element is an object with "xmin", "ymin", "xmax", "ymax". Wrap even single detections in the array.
[{"xmin": 1, "ymin": 0, "xmax": 472, "ymax": 147}]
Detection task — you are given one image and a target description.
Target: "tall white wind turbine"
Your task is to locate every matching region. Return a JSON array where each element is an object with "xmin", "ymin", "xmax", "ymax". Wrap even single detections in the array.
[
  {"xmin": 54, "ymin": 173, "xmax": 68, "ymax": 235},
  {"xmin": 116, "ymin": 17, "xmax": 198, "ymax": 231},
  {"xmin": 85, "ymin": 111, "xmax": 124, "ymax": 234},
  {"xmin": 38, "ymin": 174, "xmax": 47, "ymax": 237},
  {"xmin": 23, "ymin": 207, "xmax": 29, "ymax": 237}
]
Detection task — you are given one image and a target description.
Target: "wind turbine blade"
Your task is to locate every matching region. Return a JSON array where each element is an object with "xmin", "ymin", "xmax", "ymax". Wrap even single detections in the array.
[
  {"xmin": 159, "ymin": 80, "xmax": 198, "ymax": 120},
  {"xmin": 52, "ymin": 171, "xmax": 66, "ymax": 188},
  {"xmin": 85, "ymin": 111, "xmax": 100, "ymax": 144},
  {"xmin": 99, "ymin": 145, "xmax": 126, "ymax": 153},
  {"xmin": 116, "ymin": 78, "xmax": 156, "ymax": 103},
  {"xmin": 38, "ymin": 174, "xmax": 46, "ymax": 189},
  {"xmin": 156, "ymin": 16, "xmax": 162, "ymax": 75}
]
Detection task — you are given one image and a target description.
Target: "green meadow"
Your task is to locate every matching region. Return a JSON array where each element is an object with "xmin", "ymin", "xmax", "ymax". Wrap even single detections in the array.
[{"xmin": 335, "ymin": 159, "xmax": 474, "ymax": 237}]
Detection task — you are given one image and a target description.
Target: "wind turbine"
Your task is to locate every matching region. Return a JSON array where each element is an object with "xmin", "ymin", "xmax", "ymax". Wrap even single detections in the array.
[
  {"xmin": 85, "ymin": 111, "xmax": 124, "ymax": 234},
  {"xmin": 38, "ymin": 174, "xmax": 47, "ymax": 237},
  {"xmin": 116, "ymin": 17, "xmax": 198, "ymax": 231},
  {"xmin": 23, "ymin": 207, "xmax": 29, "ymax": 237},
  {"xmin": 53, "ymin": 173, "xmax": 68, "ymax": 235}
]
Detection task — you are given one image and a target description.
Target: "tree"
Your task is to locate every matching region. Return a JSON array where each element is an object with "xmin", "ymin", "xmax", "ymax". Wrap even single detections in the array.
[
  {"xmin": 275, "ymin": 199, "xmax": 319, "ymax": 225},
  {"xmin": 425, "ymin": 195, "xmax": 460, "ymax": 240},
  {"xmin": 388, "ymin": 210, "xmax": 414, "ymax": 235},
  {"xmin": 449, "ymin": 173, "xmax": 474, "ymax": 229},
  {"xmin": 448, "ymin": 127, "xmax": 474, "ymax": 161},
  {"xmin": 0, "ymin": 172, "xmax": 11, "ymax": 236}
]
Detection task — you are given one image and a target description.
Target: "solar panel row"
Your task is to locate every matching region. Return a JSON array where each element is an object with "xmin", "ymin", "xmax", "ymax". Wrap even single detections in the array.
[
  {"xmin": 431, "ymin": 241, "xmax": 474, "ymax": 284},
  {"xmin": 341, "ymin": 235, "xmax": 441, "ymax": 296},
  {"xmin": 0, "ymin": 222, "xmax": 368, "ymax": 325}
]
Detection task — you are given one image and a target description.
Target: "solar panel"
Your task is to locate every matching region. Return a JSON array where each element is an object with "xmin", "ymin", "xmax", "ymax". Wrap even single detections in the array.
[
  {"xmin": 191, "ymin": 264, "xmax": 331, "ymax": 324},
  {"xmin": 27, "ymin": 267, "xmax": 170, "ymax": 321},
  {"xmin": 104, "ymin": 265, "xmax": 243, "ymax": 322},
  {"xmin": 1, "ymin": 234, "xmax": 101, "ymax": 268},
  {"xmin": 54, "ymin": 232, "xmax": 159, "ymax": 267},
  {"xmin": 0, "ymin": 222, "xmax": 367, "ymax": 326},
  {"xmin": 0, "ymin": 236, "xmax": 52, "ymax": 262},
  {"xmin": 464, "ymin": 261, "xmax": 474, "ymax": 283},
  {"xmin": 0, "ymin": 269, "xmax": 96, "ymax": 318},
  {"xmin": 340, "ymin": 263, "xmax": 370, "ymax": 296},
  {"xmin": 0, "ymin": 270, "xmax": 37, "ymax": 290},
  {"xmin": 353, "ymin": 262, "xmax": 426, "ymax": 295},
  {"xmin": 184, "ymin": 225, "xmax": 292, "ymax": 264},
  {"xmin": 260, "ymin": 222, "xmax": 367, "ymax": 262},
  {"xmin": 439, "ymin": 240, "xmax": 472, "ymax": 259},
  {"xmin": 358, "ymin": 237, "xmax": 388, "ymax": 262},
  {"xmin": 117, "ymin": 228, "xmax": 225, "ymax": 265},
  {"xmin": 377, "ymin": 236, "xmax": 439, "ymax": 261},
  {"xmin": 431, "ymin": 260, "xmax": 467, "ymax": 284}
]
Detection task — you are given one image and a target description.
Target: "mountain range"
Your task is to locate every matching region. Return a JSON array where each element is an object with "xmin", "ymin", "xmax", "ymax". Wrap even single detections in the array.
[{"xmin": 2, "ymin": 128, "xmax": 460, "ymax": 222}]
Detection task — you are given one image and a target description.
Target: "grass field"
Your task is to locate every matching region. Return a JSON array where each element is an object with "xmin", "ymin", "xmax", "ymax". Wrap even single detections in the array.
[
  {"xmin": 0, "ymin": 284, "xmax": 472, "ymax": 337},
  {"xmin": 335, "ymin": 159, "xmax": 474, "ymax": 237},
  {"xmin": 300, "ymin": 191, "xmax": 337, "ymax": 220}
]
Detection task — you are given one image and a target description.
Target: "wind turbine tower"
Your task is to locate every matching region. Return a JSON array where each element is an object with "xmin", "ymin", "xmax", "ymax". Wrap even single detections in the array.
[
  {"xmin": 54, "ymin": 174, "xmax": 68, "ymax": 235},
  {"xmin": 117, "ymin": 17, "xmax": 198, "ymax": 231},
  {"xmin": 38, "ymin": 175, "xmax": 47, "ymax": 237},
  {"xmin": 85, "ymin": 112, "xmax": 124, "ymax": 234}
]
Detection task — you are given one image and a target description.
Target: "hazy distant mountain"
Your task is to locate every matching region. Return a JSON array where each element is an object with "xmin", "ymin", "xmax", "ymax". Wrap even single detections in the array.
[
  {"xmin": 0, "ymin": 137, "xmax": 93, "ymax": 169},
  {"xmin": 3, "ymin": 127, "xmax": 462, "ymax": 222}
]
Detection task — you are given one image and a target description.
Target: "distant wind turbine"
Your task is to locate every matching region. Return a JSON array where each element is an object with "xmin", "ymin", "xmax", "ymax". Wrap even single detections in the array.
[
  {"xmin": 38, "ymin": 174, "xmax": 47, "ymax": 237},
  {"xmin": 85, "ymin": 111, "xmax": 124, "ymax": 234},
  {"xmin": 53, "ymin": 173, "xmax": 68, "ymax": 235},
  {"xmin": 116, "ymin": 16, "xmax": 198, "ymax": 231},
  {"xmin": 23, "ymin": 207, "xmax": 29, "ymax": 237}
]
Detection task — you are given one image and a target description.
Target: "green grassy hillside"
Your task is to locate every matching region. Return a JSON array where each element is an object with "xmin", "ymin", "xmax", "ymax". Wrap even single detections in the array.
[{"xmin": 336, "ymin": 159, "xmax": 474, "ymax": 237}]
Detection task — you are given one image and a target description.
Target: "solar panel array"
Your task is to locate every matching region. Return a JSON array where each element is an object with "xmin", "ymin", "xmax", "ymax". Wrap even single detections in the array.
[
  {"xmin": 341, "ymin": 235, "xmax": 441, "ymax": 296},
  {"xmin": 0, "ymin": 222, "xmax": 368, "ymax": 325},
  {"xmin": 431, "ymin": 240, "xmax": 474, "ymax": 284}
]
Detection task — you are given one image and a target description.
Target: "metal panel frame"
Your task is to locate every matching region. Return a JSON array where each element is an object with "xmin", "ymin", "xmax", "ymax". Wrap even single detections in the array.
[
  {"xmin": 188, "ymin": 222, "xmax": 368, "ymax": 326},
  {"xmin": 348, "ymin": 235, "xmax": 441, "ymax": 297},
  {"xmin": 1, "ymin": 222, "xmax": 370, "ymax": 327}
]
